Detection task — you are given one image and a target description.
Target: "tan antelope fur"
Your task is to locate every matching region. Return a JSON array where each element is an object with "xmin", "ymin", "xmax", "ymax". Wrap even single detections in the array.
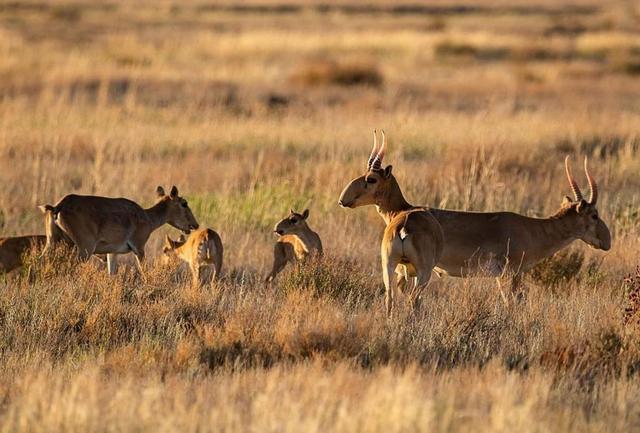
[
  {"xmin": 0, "ymin": 235, "xmax": 46, "ymax": 273},
  {"xmin": 338, "ymin": 131, "xmax": 444, "ymax": 317},
  {"xmin": 162, "ymin": 228, "xmax": 223, "ymax": 287},
  {"xmin": 39, "ymin": 186, "xmax": 199, "ymax": 274},
  {"xmin": 0, "ymin": 229, "xmax": 88, "ymax": 273},
  {"xmin": 1, "ymin": 218, "xmax": 82, "ymax": 273},
  {"xmin": 418, "ymin": 156, "xmax": 610, "ymax": 287},
  {"xmin": 265, "ymin": 209, "xmax": 323, "ymax": 283}
]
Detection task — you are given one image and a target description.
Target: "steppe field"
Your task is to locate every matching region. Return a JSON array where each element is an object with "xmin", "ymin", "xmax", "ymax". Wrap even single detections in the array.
[{"xmin": 1, "ymin": 0, "xmax": 640, "ymax": 431}]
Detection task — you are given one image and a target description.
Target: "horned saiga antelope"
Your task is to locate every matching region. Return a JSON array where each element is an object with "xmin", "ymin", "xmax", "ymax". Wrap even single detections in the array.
[
  {"xmin": 39, "ymin": 186, "xmax": 199, "ymax": 274},
  {"xmin": 163, "ymin": 228, "xmax": 223, "ymax": 287},
  {"xmin": 423, "ymin": 156, "xmax": 610, "ymax": 287},
  {"xmin": 338, "ymin": 131, "xmax": 444, "ymax": 317},
  {"xmin": 265, "ymin": 209, "xmax": 323, "ymax": 283}
]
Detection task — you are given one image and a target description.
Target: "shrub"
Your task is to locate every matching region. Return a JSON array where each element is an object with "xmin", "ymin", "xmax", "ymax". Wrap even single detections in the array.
[
  {"xmin": 278, "ymin": 255, "xmax": 377, "ymax": 306},
  {"xmin": 434, "ymin": 41, "xmax": 478, "ymax": 58},
  {"xmin": 624, "ymin": 266, "xmax": 640, "ymax": 326},
  {"xmin": 290, "ymin": 60, "xmax": 383, "ymax": 87},
  {"xmin": 530, "ymin": 250, "xmax": 584, "ymax": 289}
]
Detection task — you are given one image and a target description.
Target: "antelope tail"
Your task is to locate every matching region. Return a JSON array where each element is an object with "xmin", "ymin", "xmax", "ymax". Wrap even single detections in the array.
[
  {"xmin": 197, "ymin": 235, "xmax": 212, "ymax": 260},
  {"xmin": 399, "ymin": 227, "xmax": 410, "ymax": 240},
  {"xmin": 38, "ymin": 204, "xmax": 59, "ymax": 215},
  {"xmin": 397, "ymin": 213, "xmax": 411, "ymax": 241}
]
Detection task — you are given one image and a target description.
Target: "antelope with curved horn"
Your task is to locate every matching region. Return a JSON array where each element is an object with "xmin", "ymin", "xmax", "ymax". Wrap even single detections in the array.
[
  {"xmin": 265, "ymin": 208, "xmax": 323, "ymax": 283},
  {"xmin": 339, "ymin": 130, "xmax": 444, "ymax": 317},
  {"xmin": 39, "ymin": 186, "xmax": 199, "ymax": 274},
  {"xmin": 411, "ymin": 154, "xmax": 610, "ymax": 286}
]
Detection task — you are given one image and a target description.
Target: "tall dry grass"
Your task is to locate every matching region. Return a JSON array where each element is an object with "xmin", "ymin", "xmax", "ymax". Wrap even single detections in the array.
[{"xmin": 1, "ymin": 0, "xmax": 640, "ymax": 431}]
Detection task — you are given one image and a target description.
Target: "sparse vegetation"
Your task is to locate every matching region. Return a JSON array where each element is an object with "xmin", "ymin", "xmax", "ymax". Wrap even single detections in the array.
[
  {"xmin": 0, "ymin": 0, "xmax": 639, "ymax": 431},
  {"xmin": 530, "ymin": 250, "xmax": 585, "ymax": 289},
  {"xmin": 290, "ymin": 60, "xmax": 384, "ymax": 87}
]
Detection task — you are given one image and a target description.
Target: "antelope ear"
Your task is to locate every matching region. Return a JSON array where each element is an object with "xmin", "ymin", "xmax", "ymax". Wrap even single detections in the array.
[
  {"xmin": 576, "ymin": 199, "xmax": 588, "ymax": 213},
  {"xmin": 562, "ymin": 196, "xmax": 573, "ymax": 206},
  {"xmin": 289, "ymin": 208, "xmax": 295, "ymax": 215},
  {"xmin": 164, "ymin": 235, "xmax": 173, "ymax": 246},
  {"xmin": 170, "ymin": 186, "xmax": 179, "ymax": 198},
  {"xmin": 302, "ymin": 209, "xmax": 310, "ymax": 220},
  {"xmin": 383, "ymin": 165, "xmax": 393, "ymax": 178},
  {"xmin": 156, "ymin": 186, "xmax": 166, "ymax": 197}
]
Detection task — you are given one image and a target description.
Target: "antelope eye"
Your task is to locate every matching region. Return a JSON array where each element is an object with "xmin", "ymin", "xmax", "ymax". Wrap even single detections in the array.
[
  {"xmin": 290, "ymin": 218, "xmax": 298, "ymax": 223},
  {"xmin": 366, "ymin": 177, "xmax": 377, "ymax": 184},
  {"xmin": 181, "ymin": 202, "xmax": 188, "ymax": 208},
  {"xmin": 591, "ymin": 214, "xmax": 599, "ymax": 220}
]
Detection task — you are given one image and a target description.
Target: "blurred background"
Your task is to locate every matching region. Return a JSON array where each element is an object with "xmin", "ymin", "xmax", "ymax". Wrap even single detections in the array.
[{"xmin": 1, "ymin": 0, "xmax": 639, "ymax": 274}]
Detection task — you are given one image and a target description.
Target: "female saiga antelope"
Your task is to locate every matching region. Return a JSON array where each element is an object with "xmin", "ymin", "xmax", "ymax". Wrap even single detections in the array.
[
  {"xmin": 422, "ymin": 156, "xmax": 610, "ymax": 286},
  {"xmin": 39, "ymin": 186, "xmax": 199, "ymax": 274},
  {"xmin": 265, "ymin": 209, "xmax": 323, "ymax": 283},
  {"xmin": 0, "ymin": 235, "xmax": 46, "ymax": 273},
  {"xmin": 338, "ymin": 131, "xmax": 444, "ymax": 317},
  {"xmin": 0, "ymin": 223, "xmax": 74, "ymax": 273},
  {"xmin": 162, "ymin": 228, "xmax": 223, "ymax": 287}
]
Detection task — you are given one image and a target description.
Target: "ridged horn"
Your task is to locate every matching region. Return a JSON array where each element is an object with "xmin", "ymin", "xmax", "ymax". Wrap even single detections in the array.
[
  {"xmin": 565, "ymin": 156, "xmax": 583, "ymax": 202},
  {"xmin": 370, "ymin": 129, "xmax": 386, "ymax": 171},
  {"xmin": 584, "ymin": 156, "xmax": 597, "ymax": 205},
  {"xmin": 367, "ymin": 129, "xmax": 379, "ymax": 170}
]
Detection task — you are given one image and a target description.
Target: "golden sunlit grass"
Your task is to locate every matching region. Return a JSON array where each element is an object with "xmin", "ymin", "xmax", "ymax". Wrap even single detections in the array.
[{"xmin": 1, "ymin": 0, "xmax": 640, "ymax": 431}]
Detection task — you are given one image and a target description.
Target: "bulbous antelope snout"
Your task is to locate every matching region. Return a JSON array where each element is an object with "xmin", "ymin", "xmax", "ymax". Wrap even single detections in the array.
[
  {"xmin": 598, "ymin": 231, "xmax": 611, "ymax": 251},
  {"xmin": 338, "ymin": 187, "xmax": 356, "ymax": 208},
  {"xmin": 584, "ymin": 220, "xmax": 611, "ymax": 251}
]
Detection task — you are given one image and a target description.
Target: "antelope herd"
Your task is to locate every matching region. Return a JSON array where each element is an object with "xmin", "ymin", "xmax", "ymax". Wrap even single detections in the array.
[{"xmin": 0, "ymin": 131, "xmax": 611, "ymax": 317}]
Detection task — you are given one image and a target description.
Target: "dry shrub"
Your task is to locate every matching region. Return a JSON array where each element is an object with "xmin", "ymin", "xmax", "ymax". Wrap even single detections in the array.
[
  {"xmin": 290, "ymin": 60, "xmax": 383, "ymax": 87},
  {"xmin": 50, "ymin": 4, "xmax": 83, "ymax": 22},
  {"xmin": 434, "ymin": 41, "xmax": 478, "ymax": 59},
  {"xmin": 278, "ymin": 255, "xmax": 377, "ymax": 306},
  {"xmin": 624, "ymin": 266, "xmax": 640, "ymax": 326},
  {"xmin": 609, "ymin": 52, "xmax": 640, "ymax": 76},
  {"xmin": 530, "ymin": 250, "xmax": 585, "ymax": 289}
]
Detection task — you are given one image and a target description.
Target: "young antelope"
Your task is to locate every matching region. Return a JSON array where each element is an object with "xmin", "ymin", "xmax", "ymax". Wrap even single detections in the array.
[{"xmin": 265, "ymin": 209, "xmax": 323, "ymax": 283}]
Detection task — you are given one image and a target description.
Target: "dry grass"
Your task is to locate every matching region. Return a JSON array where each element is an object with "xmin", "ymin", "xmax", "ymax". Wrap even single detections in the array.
[{"xmin": 1, "ymin": 0, "xmax": 640, "ymax": 431}]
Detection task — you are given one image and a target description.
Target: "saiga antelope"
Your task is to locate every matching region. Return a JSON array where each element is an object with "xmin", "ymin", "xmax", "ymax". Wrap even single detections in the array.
[
  {"xmin": 265, "ymin": 209, "xmax": 323, "ymax": 283},
  {"xmin": 39, "ymin": 186, "xmax": 199, "ymax": 274},
  {"xmin": 338, "ymin": 131, "xmax": 444, "ymax": 317},
  {"xmin": 424, "ymin": 156, "xmax": 610, "ymax": 286},
  {"xmin": 1, "ymin": 222, "xmax": 78, "ymax": 273},
  {"xmin": 344, "ymin": 131, "xmax": 610, "ymax": 289},
  {"xmin": 162, "ymin": 228, "xmax": 223, "ymax": 287},
  {"xmin": 0, "ymin": 235, "xmax": 46, "ymax": 273}
]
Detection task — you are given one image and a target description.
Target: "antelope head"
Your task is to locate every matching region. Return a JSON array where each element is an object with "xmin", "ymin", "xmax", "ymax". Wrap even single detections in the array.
[
  {"xmin": 561, "ymin": 156, "xmax": 611, "ymax": 251},
  {"xmin": 156, "ymin": 186, "xmax": 199, "ymax": 234},
  {"xmin": 161, "ymin": 233, "xmax": 187, "ymax": 264},
  {"xmin": 274, "ymin": 209, "xmax": 310, "ymax": 236},
  {"xmin": 338, "ymin": 129, "xmax": 395, "ymax": 208}
]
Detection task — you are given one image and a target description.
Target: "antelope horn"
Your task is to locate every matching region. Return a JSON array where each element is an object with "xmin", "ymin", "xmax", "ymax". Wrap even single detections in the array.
[
  {"xmin": 584, "ymin": 156, "xmax": 598, "ymax": 205},
  {"xmin": 565, "ymin": 156, "xmax": 583, "ymax": 202},
  {"xmin": 370, "ymin": 129, "xmax": 386, "ymax": 171},
  {"xmin": 367, "ymin": 129, "xmax": 379, "ymax": 169}
]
